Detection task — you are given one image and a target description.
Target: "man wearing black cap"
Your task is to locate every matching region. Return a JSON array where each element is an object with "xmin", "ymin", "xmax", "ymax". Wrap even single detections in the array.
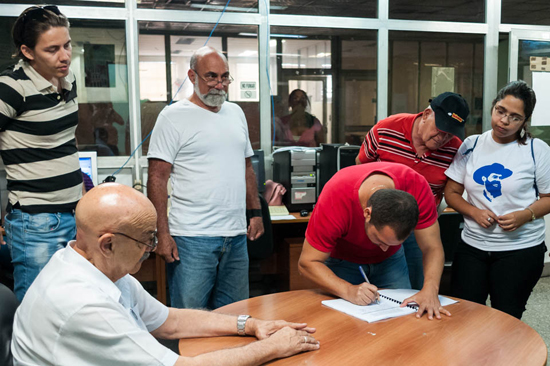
[{"xmin": 355, "ymin": 92, "xmax": 470, "ymax": 289}]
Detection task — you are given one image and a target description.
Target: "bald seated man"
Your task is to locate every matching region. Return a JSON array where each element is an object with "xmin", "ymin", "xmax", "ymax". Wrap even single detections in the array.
[{"xmin": 11, "ymin": 183, "xmax": 319, "ymax": 366}]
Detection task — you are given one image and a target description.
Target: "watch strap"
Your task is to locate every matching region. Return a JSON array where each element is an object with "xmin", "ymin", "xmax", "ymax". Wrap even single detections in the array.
[
  {"xmin": 237, "ymin": 314, "xmax": 250, "ymax": 336},
  {"xmin": 526, "ymin": 207, "xmax": 536, "ymax": 222},
  {"xmin": 247, "ymin": 209, "xmax": 262, "ymax": 218}
]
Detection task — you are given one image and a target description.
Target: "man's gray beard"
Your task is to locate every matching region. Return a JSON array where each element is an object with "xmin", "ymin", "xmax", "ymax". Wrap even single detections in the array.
[{"xmin": 194, "ymin": 82, "xmax": 227, "ymax": 107}]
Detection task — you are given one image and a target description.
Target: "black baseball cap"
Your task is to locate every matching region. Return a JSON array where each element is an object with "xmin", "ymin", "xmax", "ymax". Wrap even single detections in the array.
[{"xmin": 429, "ymin": 92, "xmax": 470, "ymax": 141}]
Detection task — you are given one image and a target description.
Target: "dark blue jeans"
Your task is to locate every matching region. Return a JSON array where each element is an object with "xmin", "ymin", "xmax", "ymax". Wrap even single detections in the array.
[
  {"xmin": 325, "ymin": 245, "xmax": 412, "ymax": 289},
  {"xmin": 402, "ymin": 232, "xmax": 424, "ymax": 290},
  {"xmin": 451, "ymin": 239, "xmax": 546, "ymax": 319},
  {"xmin": 167, "ymin": 235, "xmax": 249, "ymax": 310},
  {"xmin": 5, "ymin": 209, "xmax": 76, "ymax": 301}
]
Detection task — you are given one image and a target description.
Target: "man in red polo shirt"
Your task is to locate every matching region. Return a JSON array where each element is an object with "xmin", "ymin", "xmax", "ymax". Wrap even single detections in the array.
[
  {"xmin": 355, "ymin": 92, "xmax": 469, "ymax": 290},
  {"xmin": 298, "ymin": 162, "xmax": 450, "ymax": 320}
]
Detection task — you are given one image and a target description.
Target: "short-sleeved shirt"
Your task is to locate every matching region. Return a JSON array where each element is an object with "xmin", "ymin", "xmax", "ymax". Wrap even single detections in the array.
[
  {"xmin": 0, "ymin": 60, "xmax": 82, "ymax": 213},
  {"xmin": 357, "ymin": 113, "xmax": 462, "ymax": 206},
  {"xmin": 12, "ymin": 242, "xmax": 179, "ymax": 366},
  {"xmin": 306, "ymin": 162, "xmax": 437, "ymax": 264},
  {"xmin": 148, "ymin": 99, "xmax": 254, "ymax": 237},
  {"xmin": 445, "ymin": 131, "xmax": 550, "ymax": 251}
]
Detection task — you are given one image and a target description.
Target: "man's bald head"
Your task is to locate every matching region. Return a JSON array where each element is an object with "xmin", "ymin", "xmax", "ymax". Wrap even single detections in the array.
[
  {"xmin": 76, "ymin": 183, "xmax": 157, "ymax": 240},
  {"xmin": 74, "ymin": 183, "xmax": 158, "ymax": 281},
  {"xmin": 190, "ymin": 46, "xmax": 227, "ymax": 71}
]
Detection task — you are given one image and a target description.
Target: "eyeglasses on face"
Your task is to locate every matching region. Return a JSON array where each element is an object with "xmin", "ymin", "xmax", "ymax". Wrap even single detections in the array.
[
  {"xmin": 493, "ymin": 105, "xmax": 525, "ymax": 124},
  {"xmin": 192, "ymin": 70, "xmax": 234, "ymax": 86},
  {"xmin": 113, "ymin": 231, "xmax": 157, "ymax": 252}
]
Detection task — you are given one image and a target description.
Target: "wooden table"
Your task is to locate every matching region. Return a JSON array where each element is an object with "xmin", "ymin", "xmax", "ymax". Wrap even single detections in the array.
[{"xmin": 179, "ymin": 290, "xmax": 547, "ymax": 366}]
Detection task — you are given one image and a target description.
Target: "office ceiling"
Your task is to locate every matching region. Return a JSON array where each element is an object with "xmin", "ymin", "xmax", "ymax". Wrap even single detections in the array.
[
  {"xmin": 2, "ymin": 0, "xmax": 549, "ymax": 25},
  {"xmin": 135, "ymin": 0, "xmax": 550, "ymax": 25}
]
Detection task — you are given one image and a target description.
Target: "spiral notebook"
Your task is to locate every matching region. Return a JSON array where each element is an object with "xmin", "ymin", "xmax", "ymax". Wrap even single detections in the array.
[{"xmin": 321, "ymin": 289, "xmax": 457, "ymax": 323}]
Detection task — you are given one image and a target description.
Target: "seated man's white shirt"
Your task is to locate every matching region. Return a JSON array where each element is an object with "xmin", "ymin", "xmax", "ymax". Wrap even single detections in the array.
[
  {"xmin": 11, "ymin": 241, "xmax": 179, "ymax": 366},
  {"xmin": 147, "ymin": 99, "xmax": 254, "ymax": 237}
]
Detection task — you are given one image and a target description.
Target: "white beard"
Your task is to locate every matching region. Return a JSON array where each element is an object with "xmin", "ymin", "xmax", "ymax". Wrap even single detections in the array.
[{"xmin": 194, "ymin": 82, "xmax": 227, "ymax": 107}]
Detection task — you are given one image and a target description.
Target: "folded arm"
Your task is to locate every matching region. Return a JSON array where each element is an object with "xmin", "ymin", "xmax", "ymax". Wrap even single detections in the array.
[{"xmin": 152, "ymin": 309, "xmax": 319, "ymax": 366}]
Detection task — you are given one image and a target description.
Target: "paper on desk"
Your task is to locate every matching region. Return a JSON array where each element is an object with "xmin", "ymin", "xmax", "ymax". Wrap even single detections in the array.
[
  {"xmin": 270, "ymin": 215, "xmax": 296, "ymax": 221},
  {"xmin": 322, "ymin": 297, "xmax": 416, "ymax": 323},
  {"xmin": 322, "ymin": 289, "xmax": 457, "ymax": 323},
  {"xmin": 378, "ymin": 289, "xmax": 458, "ymax": 307}
]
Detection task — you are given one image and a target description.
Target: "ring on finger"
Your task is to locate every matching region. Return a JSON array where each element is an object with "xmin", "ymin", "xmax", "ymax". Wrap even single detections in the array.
[
  {"xmin": 303, "ymin": 336, "xmax": 307, "ymax": 343},
  {"xmin": 487, "ymin": 217, "xmax": 491, "ymax": 222}
]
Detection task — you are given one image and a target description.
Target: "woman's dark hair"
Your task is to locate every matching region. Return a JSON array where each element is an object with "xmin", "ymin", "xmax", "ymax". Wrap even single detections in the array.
[
  {"xmin": 491, "ymin": 80, "xmax": 536, "ymax": 145},
  {"xmin": 367, "ymin": 189, "xmax": 419, "ymax": 241},
  {"xmin": 11, "ymin": 5, "xmax": 70, "ymax": 62},
  {"xmin": 288, "ymin": 89, "xmax": 310, "ymax": 108}
]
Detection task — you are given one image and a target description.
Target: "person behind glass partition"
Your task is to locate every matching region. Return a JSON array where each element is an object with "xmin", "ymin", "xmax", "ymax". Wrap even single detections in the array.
[{"xmin": 275, "ymin": 89, "xmax": 326, "ymax": 147}]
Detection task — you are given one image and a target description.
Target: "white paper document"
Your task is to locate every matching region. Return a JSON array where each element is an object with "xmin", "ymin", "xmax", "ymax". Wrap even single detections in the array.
[{"xmin": 321, "ymin": 289, "xmax": 458, "ymax": 323}]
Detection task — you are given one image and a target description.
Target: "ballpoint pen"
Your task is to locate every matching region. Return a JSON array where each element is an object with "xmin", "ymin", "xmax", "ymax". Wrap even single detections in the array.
[{"xmin": 358, "ymin": 266, "xmax": 380, "ymax": 304}]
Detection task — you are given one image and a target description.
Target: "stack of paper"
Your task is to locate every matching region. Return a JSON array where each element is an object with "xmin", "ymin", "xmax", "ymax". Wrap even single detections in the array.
[{"xmin": 321, "ymin": 289, "xmax": 457, "ymax": 323}]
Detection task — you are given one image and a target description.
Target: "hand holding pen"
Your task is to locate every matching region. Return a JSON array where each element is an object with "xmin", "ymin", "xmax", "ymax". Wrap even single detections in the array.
[{"xmin": 359, "ymin": 266, "xmax": 380, "ymax": 305}]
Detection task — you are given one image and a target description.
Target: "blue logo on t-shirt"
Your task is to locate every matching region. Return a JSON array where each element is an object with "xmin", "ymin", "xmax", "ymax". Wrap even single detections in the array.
[{"xmin": 473, "ymin": 163, "xmax": 513, "ymax": 202}]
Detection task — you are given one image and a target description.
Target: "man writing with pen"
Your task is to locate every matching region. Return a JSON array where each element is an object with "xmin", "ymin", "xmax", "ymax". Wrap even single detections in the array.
[{"xmin": 298, "ymin": 162, "xmax": 451, "ymax": 319}]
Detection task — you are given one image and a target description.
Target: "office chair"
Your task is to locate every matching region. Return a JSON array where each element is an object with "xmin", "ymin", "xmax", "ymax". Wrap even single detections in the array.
[
  {"xmin": 438, "ymin": 212, "xmax": 465, "ymax": 264},
  {"xmin": 0, "ymin": 283, "xmax": 18, "ymax": 366},
  {"xmin": 438, "ymin": 211, "xmax": 464, "ymax": 295},
  {"xmin": 247, "ymin": 194, "xmax": 274, "ymax": 296}
]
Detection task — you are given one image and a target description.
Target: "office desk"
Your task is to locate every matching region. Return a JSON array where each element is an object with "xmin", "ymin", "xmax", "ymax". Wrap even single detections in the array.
[
  {"xmin": 179, "ymin": 290, "xmax": 547, "ymax": 366},
  {"xmin": 271, "ymin": 212, "xmax": 311, "ymax": 224},
  {"xmin": 270, "ymin": 213, "xmax": 315, "ymax": 291}
]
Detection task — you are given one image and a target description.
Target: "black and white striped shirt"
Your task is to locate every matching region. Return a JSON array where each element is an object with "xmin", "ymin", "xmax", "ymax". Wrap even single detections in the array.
[{"xmin": 0, "ymin": 60, "xmax": 82, "ymax": 213}]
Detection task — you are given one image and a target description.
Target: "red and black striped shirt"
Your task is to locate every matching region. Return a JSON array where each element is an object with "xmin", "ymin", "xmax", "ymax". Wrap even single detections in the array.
[{"xmin": 357, "ymin": 112, "xmax": 461, "ymax": 206}]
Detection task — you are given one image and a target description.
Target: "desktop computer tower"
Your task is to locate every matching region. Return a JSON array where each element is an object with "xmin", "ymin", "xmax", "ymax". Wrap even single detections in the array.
[
  {"xmin": 272, "ymin": 149, "xmax": 317, "ymax": 212},
  {"xmin": 318, "ymin": 144, "xmax": 360, "ymax": 194}
]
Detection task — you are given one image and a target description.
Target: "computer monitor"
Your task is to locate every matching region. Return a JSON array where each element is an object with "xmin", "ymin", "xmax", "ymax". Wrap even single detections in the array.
[{"xmin": 78, "ymin": 151, "xmax": 98, "ymax": 187}]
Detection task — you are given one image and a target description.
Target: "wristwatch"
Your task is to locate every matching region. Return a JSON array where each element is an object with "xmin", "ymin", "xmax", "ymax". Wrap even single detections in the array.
[
  {"xmin": 237, "ymin": 315, "xmax": 251, "ymax": 336},
  {"xmin": 526, "ymin": 207, "xmax": 536, "ymax": 222}
]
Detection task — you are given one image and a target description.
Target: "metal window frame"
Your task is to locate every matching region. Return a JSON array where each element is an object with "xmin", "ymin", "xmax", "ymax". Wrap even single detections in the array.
[{"xmin": 1, "ymin": 1, "xmax": 549, "ymax": 177}]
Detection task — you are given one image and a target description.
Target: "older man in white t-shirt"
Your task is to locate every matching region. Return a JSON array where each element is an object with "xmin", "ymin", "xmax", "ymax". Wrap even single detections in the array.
[{"xmin": 147, "ymin": 46, "xmax": 263, "ymax": 309}]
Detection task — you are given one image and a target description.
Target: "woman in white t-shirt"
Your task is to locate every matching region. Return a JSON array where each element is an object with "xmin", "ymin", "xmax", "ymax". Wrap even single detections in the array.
[{"xmin": 444, "ymin": 80, "xmax": 550, "ymax": 319}]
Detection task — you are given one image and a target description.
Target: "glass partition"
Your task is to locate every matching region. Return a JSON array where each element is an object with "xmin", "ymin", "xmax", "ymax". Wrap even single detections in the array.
[
  {"xmin": 270, "ymin": 26, "xmax": 377, "ymax": 146},
  {"xmin": 502, "ymin": 0, "xmax": 550, "ymax": 26},
  {"xmin": 138, "ymin": 0, "xmax": 257, "ymax": 12},
  {"xmin": 0, "ymin": 17, "xmax": 130, "ymax": 157},
  {"xmin": 516, "ymin": 39, "xmax": 550, "ymax": 144},
  {"xmin": 71, "ymin": 20, "xmax": 130, "ymax": 156},
  {"xmin": 389, "ymin": 31, "xmax": 484, "ymax": 138},
  {"xmin": 138, "ymin": 22, "xmax": 259, "ymax": 153},
  {"xmin": 6, "ymin": 0, "xmax": 124, "ymax": 7},
  {"xmin": 270, "ymin": 0, "xmax": 376, "ymax": 18},
  {"xmin": 390, "ymin": 0, "xmax": 484, "ymax": 23}
]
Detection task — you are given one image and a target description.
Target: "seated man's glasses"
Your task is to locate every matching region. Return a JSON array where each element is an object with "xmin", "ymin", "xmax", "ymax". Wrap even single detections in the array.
[
  {"xmin": 493, "ymin": 105, "xmax": 525, "ymax": 124},
  {"xmin": 192, "ymin": 70, "xmax": 234, "ymax": 87},
  {"xmin": 113, "ymin": 231, "xmax": 157, "ymax": 252}
]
